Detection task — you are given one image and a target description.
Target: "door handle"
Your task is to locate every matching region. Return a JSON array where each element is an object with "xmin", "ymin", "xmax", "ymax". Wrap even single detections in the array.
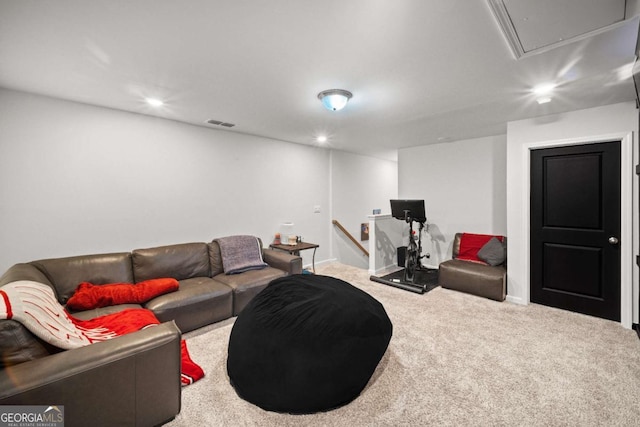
[{"xmin": 608, "ymin": 236, "xmax": 619, "ymax": 245}]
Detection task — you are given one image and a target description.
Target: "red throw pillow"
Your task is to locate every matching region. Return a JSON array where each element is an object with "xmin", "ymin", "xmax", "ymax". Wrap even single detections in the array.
[
  {"xmin": 457, "ymin": 233, "xmax": 503, "ymax": 263},
  {"xmin": 66, "ymin": 278, "xmax": 179, "ymax": 311}
]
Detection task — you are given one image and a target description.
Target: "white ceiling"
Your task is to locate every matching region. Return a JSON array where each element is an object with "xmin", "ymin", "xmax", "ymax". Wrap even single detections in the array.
[
  {"xmin": 501, "ymin": 0, "xmax": 626, "ymax": 53},
  {"xmin": 0, "ymin": 0, "xmax": 638, "ymax": 161}
]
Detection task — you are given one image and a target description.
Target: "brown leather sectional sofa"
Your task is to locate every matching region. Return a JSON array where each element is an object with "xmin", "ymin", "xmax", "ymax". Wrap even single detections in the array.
[{"xmin": 0, "ymin": 239, "xmax": 302, "ymax": 427}]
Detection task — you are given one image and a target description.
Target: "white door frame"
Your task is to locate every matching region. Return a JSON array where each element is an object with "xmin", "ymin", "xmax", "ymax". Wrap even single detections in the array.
[{"xmin": 520, "ymin": 132, "xmax": 634, "ymax": 328}]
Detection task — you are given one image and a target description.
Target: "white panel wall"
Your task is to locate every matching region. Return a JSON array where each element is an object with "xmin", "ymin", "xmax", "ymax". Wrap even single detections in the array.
[
  {"xmin": 398, "ymin": 135, "xmax": 507, "ymax": 268},
  {"xmin": 506, "ymin": 101, "xmax": 638, "ymax": 327},
  {"xmin": 368, "ymin": 214, "xmax": 405, "ymax": 275},
  {"xmin": 0, "ymin": 89, "xmax": 331, "ymax": 271},
  {"xmin": 330, "ymin": 150, "xmax": 398, "ymax": 269}
]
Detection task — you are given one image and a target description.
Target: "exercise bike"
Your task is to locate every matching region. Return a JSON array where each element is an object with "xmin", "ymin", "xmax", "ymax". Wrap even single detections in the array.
[
  {"xmin": 401, "ymin": 211, "xmax": 427, "ymax": 285},
  {"xmin": 369, "ymin": 199, "xmax": 432, "ymax": 294}
]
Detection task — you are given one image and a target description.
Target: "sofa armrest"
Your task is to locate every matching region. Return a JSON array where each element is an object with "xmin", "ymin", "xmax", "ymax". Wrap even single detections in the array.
[
  {"xmin": 263, "ymin": 249, "xmax": 303, "ymax": 275},
  {"xmin": 0, "ymin": 322, "xmax": 182, "ymax": 427}
]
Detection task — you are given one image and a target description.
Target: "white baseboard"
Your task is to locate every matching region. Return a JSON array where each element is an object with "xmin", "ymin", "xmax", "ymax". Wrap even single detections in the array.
[
  {"xmin": 370, "ymin": 264, "xmax": 400, "ymax": 276},
  {"xmin": 506, "ymin": 295, "xmax": 525, "ymax": 305},
  {"xmin": 306, "ymin": 258, "xmax": 337, "ymax": 270}
]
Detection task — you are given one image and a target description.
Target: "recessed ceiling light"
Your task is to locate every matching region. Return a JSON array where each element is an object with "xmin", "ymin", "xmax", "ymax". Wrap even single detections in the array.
[
  {"xmin": 531, "ymin": 82, "xmax": 556, "ymax": 96},
  {"xmin": 531, "ymin": 82, "xmax": 556, "ymax": 104},
  {"xmin": 316, "ymin": 135, "xmax": 328, "ymax": 143},
  {"xmin": 145, "ymin": 97, "xmax": 164, "ymax": 107}
]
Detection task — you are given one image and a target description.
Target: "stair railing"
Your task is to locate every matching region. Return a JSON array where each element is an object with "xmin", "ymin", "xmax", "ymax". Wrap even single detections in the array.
[{"xmin": 332, "ymin": 220, "xmax": 369, "ymax": 257}]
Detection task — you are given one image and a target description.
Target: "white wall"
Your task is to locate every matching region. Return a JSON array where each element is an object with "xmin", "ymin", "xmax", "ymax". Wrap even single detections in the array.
[
  {"xmin": 506, "ymin": 101, "xmax": 638, "ymax": 328},
  {"xmin": 627, "ymin": 0, "xmax": 640, "ymax": 18},
  {"xmin": 330, "ymin": 150, "xmax": 398, "ymax": 269},
  {"xmin": 0, "ymin": 89, "xmax": 332, "ymax": 271},
  {"xmin": 368, "ymin": 214, "xmax": 405, "ymax": 275},
  {"xmin": 398, "ymin": 135, "xmax": 507, "ymax": 268}
]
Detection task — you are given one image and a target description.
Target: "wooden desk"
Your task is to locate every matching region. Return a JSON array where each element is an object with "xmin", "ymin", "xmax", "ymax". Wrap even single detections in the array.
[{"xmin": 269, "ymin": 242, "xmax": 319, "ymax": 273}]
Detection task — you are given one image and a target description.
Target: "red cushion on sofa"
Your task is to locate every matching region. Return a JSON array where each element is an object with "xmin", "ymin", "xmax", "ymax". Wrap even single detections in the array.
[
  {"xmin": 66, "ymin": 278, "xmax": 179, "ymax": 311},
  {"xmin": 457, "ymin": 233, "xmax": 504, "ymax": 263}
]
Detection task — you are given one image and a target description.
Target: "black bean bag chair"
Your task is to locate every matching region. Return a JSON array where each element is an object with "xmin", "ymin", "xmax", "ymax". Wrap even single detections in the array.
[{"xmin": 227, "ymin": 274, "xmax": 392, "ymax": 414}]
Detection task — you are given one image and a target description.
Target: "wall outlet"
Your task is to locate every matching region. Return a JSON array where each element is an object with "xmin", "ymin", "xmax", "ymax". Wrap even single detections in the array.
[{"xmin": 313, "ymin": 205, "xmax": 321, "ymax": 213}]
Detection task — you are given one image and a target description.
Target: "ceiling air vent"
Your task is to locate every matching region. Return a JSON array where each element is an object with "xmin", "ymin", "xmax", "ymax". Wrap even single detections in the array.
[{"xmin": 206, "ymin": 119, "xmax": 235, "ymax": 128}]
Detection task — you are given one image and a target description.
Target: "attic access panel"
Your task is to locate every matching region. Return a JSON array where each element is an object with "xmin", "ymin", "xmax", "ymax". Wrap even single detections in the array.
[{"xmin": 489, "ymin": 0, "xmax": 626, "ymax": 58}]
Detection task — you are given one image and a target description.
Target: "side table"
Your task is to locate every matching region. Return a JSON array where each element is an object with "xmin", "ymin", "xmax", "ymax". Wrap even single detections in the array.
[{"xmin": 269, "ymin": 242, "xmax": 319, "ymax": 273}]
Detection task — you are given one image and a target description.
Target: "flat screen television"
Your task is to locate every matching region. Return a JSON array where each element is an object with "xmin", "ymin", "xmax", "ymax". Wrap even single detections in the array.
[{"xmin": 390, "ymin": 199, "xmax": 426, "ymax": 223}]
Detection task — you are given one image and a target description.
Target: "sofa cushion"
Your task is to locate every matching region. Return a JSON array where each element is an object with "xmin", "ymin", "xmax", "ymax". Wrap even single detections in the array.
[
  {"xmin": 457, "ymin": 233, "xmax": 503, "ymax": 263},
  {"xmin": 132, "ymin": 243, "xmax": 210, "ymax": 282},
  {"xmin": 214, "ymin": 267, "xmax": 286, "ymax": 316},
  {"xmin": 66, "ymin": 278, "xmax": 179, "ymax": 311},
  {"xmin": 477, "ymin": 237, "xmax": 506, "ymax": 266},
  {"xmin": 144, "ymin": 277, "xmax": 233, "ymax": 333},
  {"xmin": 208, "ymin": 241, "xmax": 225, "ymax": 276},
  {"xmin": 439, "ymin": 259, "xmax": 506, "ymax": 301},
  {"xmin": 31, "ymin": 253, "xmax": 134, "ymax": 305},
  {"xmin": 71, "ymin": 304, "xmax": 144, "ymax": 320}
]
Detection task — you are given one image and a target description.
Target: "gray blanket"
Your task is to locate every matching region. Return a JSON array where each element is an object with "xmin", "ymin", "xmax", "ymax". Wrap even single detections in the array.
[{"xmin": 215, "ymin": 235, "xmax": 268, "ymax": 274}]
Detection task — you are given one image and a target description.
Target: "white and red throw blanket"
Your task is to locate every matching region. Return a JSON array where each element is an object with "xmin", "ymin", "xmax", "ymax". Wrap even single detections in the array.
[{"xmin": 0, "ymin": 280, "xmax": 204, "ymax": 386}]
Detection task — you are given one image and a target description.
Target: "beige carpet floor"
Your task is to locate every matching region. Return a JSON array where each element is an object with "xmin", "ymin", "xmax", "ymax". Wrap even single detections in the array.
[{"xmin": 166, "ymin": 263, "xmax": 640, "ymax": 426}]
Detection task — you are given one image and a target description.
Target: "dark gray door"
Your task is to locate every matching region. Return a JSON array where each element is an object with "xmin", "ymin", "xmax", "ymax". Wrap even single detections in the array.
[{"xmin": 530, "ymin": 141, "xmax": 621, "ymax": 321}]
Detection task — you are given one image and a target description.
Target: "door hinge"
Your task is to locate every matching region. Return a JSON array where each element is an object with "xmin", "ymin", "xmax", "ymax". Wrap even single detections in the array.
[
  {"xmin": 637, "ymin": 255, "xmax": 640, "ymax": 267},
  {"xmin": 636, "ymin": 164, "xmax": 640, "ymax": 175}
]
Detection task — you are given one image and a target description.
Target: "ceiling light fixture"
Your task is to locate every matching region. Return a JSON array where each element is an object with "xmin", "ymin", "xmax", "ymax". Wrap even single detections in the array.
[
  {"xmin": 317, "ymin": 89, "xmax": 352, "ymax": 111},
  {"xmin": 316, "ymin": 135, "xmax": 328, "ymax": 143}
]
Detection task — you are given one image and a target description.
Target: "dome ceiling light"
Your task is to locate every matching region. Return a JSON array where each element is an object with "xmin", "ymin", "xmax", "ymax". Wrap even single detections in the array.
[{"xmin": 317, "ymin": 89, "xmax": 353, "ymax": 111}]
